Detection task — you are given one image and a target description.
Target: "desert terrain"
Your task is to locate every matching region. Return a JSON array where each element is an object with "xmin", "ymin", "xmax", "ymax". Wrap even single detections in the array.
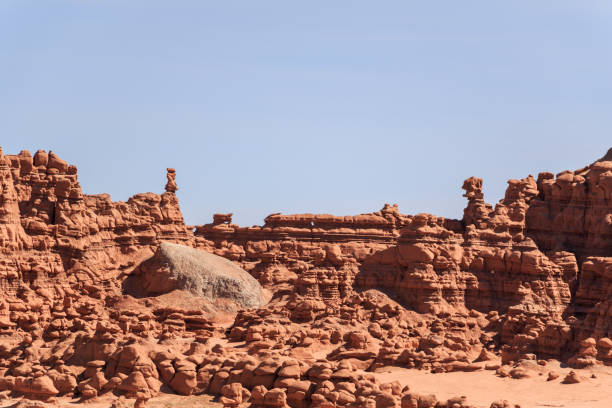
[{"xmin": 0, "ymin": 147, "xmax": 611, "ymax": 408}]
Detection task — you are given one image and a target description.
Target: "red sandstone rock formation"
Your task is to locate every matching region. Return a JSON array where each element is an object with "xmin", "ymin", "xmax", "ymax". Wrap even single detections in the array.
[
  {"xmin": 194, "ymin": 203, "xmax": 408, "ymax": 299},
  {"xmin": 193, "ymin": 148, "xmax": 612, "ymax": 370},
  {"xmin": 0, "ymin": 146, "xmax": 609, "ymax": 408}
]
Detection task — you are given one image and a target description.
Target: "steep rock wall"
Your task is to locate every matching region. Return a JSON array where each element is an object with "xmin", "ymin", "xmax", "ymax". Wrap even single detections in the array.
[
  {"xmin": 2, "ymin": 149, "xmax": 192, "ymax": 291},
  {"xmin": 194, "ymin": 204, "xmax": 409, "ymax": 299},
  {"xmin": 195, "ymin": 151, "xmax": 612, "ymax": 361}
]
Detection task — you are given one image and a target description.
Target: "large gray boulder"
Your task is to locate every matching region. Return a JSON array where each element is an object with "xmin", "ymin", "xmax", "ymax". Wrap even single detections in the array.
[{"xmin": 128, "ymin": 242, "xmax": 266, "ymax": 309}]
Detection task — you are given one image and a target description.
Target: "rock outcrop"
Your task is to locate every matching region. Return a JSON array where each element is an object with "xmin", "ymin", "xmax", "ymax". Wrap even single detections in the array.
[
  {"xmin": 0, "ymin": 146, "xmax": 609, "ymax": 408},
  {"xmin": 193, "ymin": 148, "xmax": 612, "ymax": 368},
  {"xmin": 125, "ymin": 242, "xmax": 266, "ymax": 309},
  {"xmin": 194, "ymin": 203, "xmax": 409, "ymax": 300}
]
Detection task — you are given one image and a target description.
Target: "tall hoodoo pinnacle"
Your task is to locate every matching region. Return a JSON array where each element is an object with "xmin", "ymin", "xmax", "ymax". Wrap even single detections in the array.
[
  {"xmin": 165, "ymin": 168, "xmax": 178, "ymax": 193},
  {"xmin": 461, "ymin": 176, "xmax": 492, "ymax": 227}
]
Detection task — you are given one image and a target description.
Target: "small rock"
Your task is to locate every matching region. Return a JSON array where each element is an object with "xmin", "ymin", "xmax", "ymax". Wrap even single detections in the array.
[{"xmin": 562, "ymin": 371, "xmax": 582, "ymax": 384}]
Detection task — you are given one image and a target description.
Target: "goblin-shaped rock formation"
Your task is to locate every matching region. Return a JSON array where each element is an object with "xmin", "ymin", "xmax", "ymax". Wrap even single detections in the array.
[{"xmin": 0, "ymin": 146, "xmax": 610, "ymax": 408}]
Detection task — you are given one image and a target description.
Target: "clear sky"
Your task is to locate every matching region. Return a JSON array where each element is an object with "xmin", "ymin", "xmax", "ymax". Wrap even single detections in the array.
[{"xmin": 1, "ymin": 1, "xmax": 610, "ymax": 226}]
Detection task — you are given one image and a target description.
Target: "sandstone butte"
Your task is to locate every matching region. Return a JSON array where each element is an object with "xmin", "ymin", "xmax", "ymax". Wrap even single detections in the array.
[{"xmin": 0, "ymin": 146, "xmax": 610, "ymax": 408}]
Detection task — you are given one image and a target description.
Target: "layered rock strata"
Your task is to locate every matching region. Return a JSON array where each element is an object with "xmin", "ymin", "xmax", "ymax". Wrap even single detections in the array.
[
  {"xmin": 0, "ymin": 146, "xmax": 610, "ymax": 408},
  {"xmin": 194, "ymin": 203, "xmax": 409, "ymax": 300},
  {"xmin": 194, "ymin": 151, "xmax": 612, "ymax": 366}
]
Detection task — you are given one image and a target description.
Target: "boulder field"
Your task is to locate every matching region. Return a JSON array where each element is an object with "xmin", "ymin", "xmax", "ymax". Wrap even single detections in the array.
[{"xmin": 0, "ymin": 146, "xmax": 610, "ymax": 408}]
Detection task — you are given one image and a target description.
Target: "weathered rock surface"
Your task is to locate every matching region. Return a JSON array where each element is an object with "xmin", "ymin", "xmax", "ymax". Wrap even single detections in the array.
[
  {"xmin": 0, "ymin": 145, "xmax": 609, "ymax": 408},
  {"xmin": 126, "ymin": 242, "xmax": 266, "ymax": 309},
  {"xmin": 194, "ymin": 203, "xmax": 408, "ymax": 300}
]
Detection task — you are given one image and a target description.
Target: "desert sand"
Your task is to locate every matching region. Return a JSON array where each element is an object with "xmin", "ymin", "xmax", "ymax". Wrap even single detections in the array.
[{"xmin": 377, "ymin": 362, "xmax": 612, "ymax": 408}]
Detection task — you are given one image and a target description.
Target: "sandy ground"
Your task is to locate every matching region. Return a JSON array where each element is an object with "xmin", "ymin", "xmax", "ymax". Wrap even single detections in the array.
[
  {"xmin": 0, "ymin": 394, "xmax": 222, "ymax": 408},
  {"xmin": 376, "ymin": 362, "xmax": 612, "ymax": 408},
  {"xmin": 139, "ymin": 394, "xmax": 221, "ymax": 408}
]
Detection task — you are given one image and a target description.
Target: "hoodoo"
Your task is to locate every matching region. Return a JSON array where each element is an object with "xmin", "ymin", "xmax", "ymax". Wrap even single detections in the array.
[{"xmin": 0, "ymin": 146, "xmax": 610, "ymax": 407}]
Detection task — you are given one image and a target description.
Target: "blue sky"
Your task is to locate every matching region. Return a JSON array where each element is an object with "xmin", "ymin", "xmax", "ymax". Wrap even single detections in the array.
[{"xmin": 1, "ymin": 1, "xmax": 610, "ymax": 226}]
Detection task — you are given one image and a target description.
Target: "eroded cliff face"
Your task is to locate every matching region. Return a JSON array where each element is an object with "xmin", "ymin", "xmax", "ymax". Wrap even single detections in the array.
[
  {"xmin": 0, "ymin": 148, "xmax": 209, "ymax": 399},
  {"xmin": 194, "ymin": 204, "xmax": 409, "ymax": 300},
  {"xmin": 3, "ymin": 149, "xmax": 192, "ymax": 285},
  {"xmin": 527, "ymin": 151, "xmax": 612, "ymax": 260},
  {"xmin": 194, "ymin": 150, "xmax": 612, "ymax": 366},
  {"xmin": 0, "ymin": 146, "xmax": 610, "ymax": 407}
]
